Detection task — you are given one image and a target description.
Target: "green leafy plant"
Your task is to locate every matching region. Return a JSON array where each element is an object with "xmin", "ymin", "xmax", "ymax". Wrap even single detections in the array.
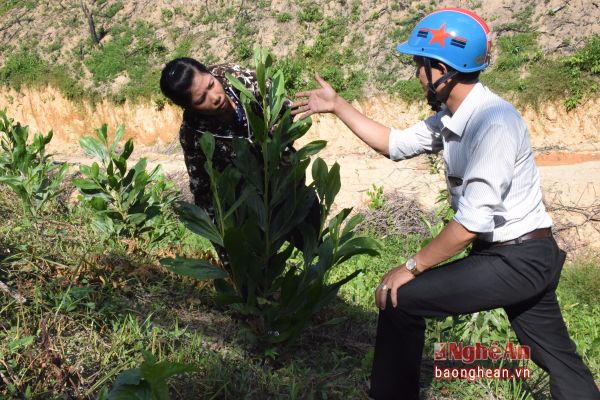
[
  {"xmin": 73, "ymin": 124, "xmax": 178, "ymax": 246},
  {"xmin": 366, "ymin": 184, "xmax": 385, "ymax": 210},
  {"xmin": 161, "ymin": 49, "xmax": 381, "ymax": 344},
  {"xmin": 0, "ymin": 110, "xmax": 68, "ymax": 218},
  {"xmin": 298, "ymin": 3, "xmax": 323, "ymax": 23},
  {"xmin": 100, "ymin": 351, "xmax": 196, "ymax": 400},
  {"xmin": 275, "ymin": 12, "xmax": 291, "ymax": 23}
]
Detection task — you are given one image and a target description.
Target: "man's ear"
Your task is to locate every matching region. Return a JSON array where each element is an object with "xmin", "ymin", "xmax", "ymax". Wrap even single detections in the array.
[{"xmin": 435, "ymin": 62, "xmax": 450, "ymax": 75}]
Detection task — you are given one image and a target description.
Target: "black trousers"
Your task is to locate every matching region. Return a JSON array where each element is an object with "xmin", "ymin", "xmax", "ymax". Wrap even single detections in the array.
[{"xmin": 369, "ymin": 237, "xmax": 599, "ymax": 400}]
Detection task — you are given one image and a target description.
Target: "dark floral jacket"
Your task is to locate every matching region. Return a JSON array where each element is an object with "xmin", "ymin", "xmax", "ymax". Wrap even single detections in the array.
[{"xmin": 179, "ymin": 63, "xmax": 291, "ymax": 210}]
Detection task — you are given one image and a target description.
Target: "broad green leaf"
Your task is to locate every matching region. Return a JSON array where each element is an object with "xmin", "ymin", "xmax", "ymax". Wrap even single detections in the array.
[
  {"xmin": 175, "ymin": 202, "xmax": 223, "ymax": 246},
  {"xmin": 333, "ymin": 236, "xmax": 381, "ymax": 265},
  {"xmin": 8, "ymin": 335, "xmax": 35, "ymax": 352},
  {"xmin": 255, "ymin": 53, "xmax": 267, "ymax": 98},
  {"xmin": 110, "ymin": 124, "xmax": 125, "ymax": 154},
  {"xmin": 112, "ymin": 368, "xmax": 143, "ymax": 387},
  {"xmin": 132, "ymin": 158, "xmax": 148, "ymax": 175},
  {"xmin": 311, "ymin": 158, "xmax": 328, "ymax": 200},
  {"xmin": 122, "ymin": 139, "xmax": 134, "ymax": 160},
  {"xmin": 225, "ymin": 73, "xmax": 258, "ymax": 103},
  {"xmin": 269, "ymin": 71, "xmax": 286, "ymax": 121},
  {"xmin": 127, "ymin": 213, "xmax": 147, "ymax": 227},
  {"xmin": 80, "ymin": 136, "xmax": 107, "ymax": 162},
  {"xmin": 232, "ymin": 138, "xmax": 262, "ymax": 189},
  {"xmin": 245, "ymin": 103, "xmax": 266, "ymax": 140},
  {"xmin": 223, "ymin": 186, "xmax": 251, "ymax": 221},
  {"xmin": 91, "ymin": 161, "xmax": 100, "ymax": 179},
  {"xmin": 160, "ymin": 256, "xmax": 226, "ymax": 280},
  {"xmin": 90, "ymin": 196, "xmax": 107, "ymax": 211},
  {"xmin": 341, "ymin": 212, "xmax": 363, "ymax": 237},
  {"xmin": 72, "ymin": 177, "xmax": 102, "ymax": 191},
  {"xmin": 95, "ymin": 124, "xmax": 108, "ymax": 146},
  {"xmin": 324, "ymin": 162, "xmax": 341, "ymax": 209},
  {"xmin": 295, "ymin": 140, "xmax": 327, "ymax": 160}
]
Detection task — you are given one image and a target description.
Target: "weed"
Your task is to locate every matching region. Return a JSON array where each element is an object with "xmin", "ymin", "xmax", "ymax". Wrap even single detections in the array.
[
  {"xmin": 298, "ymin": 3, "xmax": 323, "ymax": 23},
  {"xmin": 161, "ymin": 8, "xmax": 174, "ymax": 22},
  {"xmin": 99, "ymin": 351, "xmax": 196, "ymax": 399},
  {"xmin": 103, "ymin": 1, "xmax": 124, "ymax": 19},
  {"xmin": 275, "ymin": 12, "xmax": 291, "ymax": 23},
  {"xmin": 366, "ymin": 184, "xmax": 385, "ymax": 210}
]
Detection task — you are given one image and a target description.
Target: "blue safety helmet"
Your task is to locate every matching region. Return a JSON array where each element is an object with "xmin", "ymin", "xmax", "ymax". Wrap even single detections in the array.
[
  {"xmin": 396, "ymin": 8, "xmax": 491, "ymax": 111},
  {"xmin": 397, "ymin": 8, "xmax": 491, "ymax": 73}
]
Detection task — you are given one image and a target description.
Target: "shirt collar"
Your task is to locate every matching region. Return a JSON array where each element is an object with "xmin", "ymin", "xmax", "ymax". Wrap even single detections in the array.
[{"xmin": 440, "ymin": 82, "xmax": 485, "ymax": 137}]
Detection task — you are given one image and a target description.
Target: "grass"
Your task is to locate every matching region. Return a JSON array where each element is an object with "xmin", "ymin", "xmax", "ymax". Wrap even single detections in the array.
[{"xmin": 0, "ymin": 178, "xmax": 598, "ymax": 398}]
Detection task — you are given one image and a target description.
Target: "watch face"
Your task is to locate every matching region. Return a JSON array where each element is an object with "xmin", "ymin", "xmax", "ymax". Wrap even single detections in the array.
[{"xmin": 406, "ymin": 258, "xmax": 417, "ymax": 270}]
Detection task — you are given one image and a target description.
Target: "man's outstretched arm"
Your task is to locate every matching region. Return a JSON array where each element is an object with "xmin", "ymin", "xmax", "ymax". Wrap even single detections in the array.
[{"xmin": 291, "ymin": 74, "xmax": 392, "ymax": 155}]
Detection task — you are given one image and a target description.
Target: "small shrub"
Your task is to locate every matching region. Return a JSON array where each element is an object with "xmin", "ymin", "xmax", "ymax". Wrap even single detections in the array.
[
  {"xmin": 161, "ymin": 8, "xmax": 174, "ymax": 21},
  {"xmin": 103, "ymin": 1, "xmax": 124, "ymax": 19},
  {"xmin": 298, "ymin": 3, "xmax": 323, "ymax": 23},
  {"xmin": 73, "ymin": 124, "xmax": 179, "ymax": 247},
  {"xmin": 0, "ymin": 48, "xmax": 48, "ymax": 90},
  {"xmin": 161, "ymin": 49, "xmax": 381, "ymax": 345},
  {"xmin": 275, "ymin": 12, "xmax": 291, "ymax": 23},
  {"xmin": 0, "ymin": 111, "xmax": 67, "ymax": 218},
  {"xmin": 495, "ymin": 32, "xmax": 539, "ymax": 71}
]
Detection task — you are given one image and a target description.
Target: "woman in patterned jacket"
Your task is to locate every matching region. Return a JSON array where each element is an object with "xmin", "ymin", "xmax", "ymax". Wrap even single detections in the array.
[
  {"xmin": 160, "ymin": 58, "xmax": 279, "ymax": 211},
  {"xmin": 160, "ymin": 58, "xmax": 317, "ymax": 269}
]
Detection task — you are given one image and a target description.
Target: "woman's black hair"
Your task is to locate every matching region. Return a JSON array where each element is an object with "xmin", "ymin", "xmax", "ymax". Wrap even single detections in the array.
[{"xmin": 160, "ymin": 58, "xmax": 209, "ymax": 108}]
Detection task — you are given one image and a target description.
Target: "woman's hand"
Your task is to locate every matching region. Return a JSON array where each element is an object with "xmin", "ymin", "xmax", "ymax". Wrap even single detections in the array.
[
  {"xmin": 291, "ymin": 74, "xmax": 339, "ymax": 120},
  {"xmin": 375, "ymin": 265, "xmax": 415, "ymax": 310}
]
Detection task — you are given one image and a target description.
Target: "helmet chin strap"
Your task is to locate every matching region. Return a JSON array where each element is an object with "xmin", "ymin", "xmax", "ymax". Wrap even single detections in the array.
[{"xmin": 424, "ymin": 58, "xmax": 459, "ymax": 112}]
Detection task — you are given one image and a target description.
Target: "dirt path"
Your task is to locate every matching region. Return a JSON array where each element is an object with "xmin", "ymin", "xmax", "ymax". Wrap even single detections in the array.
[{"xmin": 54, "ymin": 131, "xmax": 600, "ymax": 257}]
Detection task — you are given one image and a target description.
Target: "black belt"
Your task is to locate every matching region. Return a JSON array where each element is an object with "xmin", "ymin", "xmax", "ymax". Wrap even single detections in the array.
[{"xmin": 474, "ymin": 228, "xmax": 553, "ymax": 249}]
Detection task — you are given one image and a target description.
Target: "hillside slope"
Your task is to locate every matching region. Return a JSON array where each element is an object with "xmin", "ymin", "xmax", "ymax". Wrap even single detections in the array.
[{"xmin": 1, "ymin": 0, "xmax": 599, "ymax": 105}]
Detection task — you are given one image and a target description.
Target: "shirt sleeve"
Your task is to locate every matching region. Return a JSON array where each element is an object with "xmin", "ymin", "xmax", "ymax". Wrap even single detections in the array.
[
  {"xmin": 388, "ymin": 112, "xmax": 444, "ymax": 160},
  {"xmin": 453, "ymin": 120, "xmax": 519, "ymax": 233}
]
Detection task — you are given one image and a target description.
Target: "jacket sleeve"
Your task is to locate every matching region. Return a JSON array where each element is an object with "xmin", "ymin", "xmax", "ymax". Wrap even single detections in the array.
[{"xmin": 178, "ymin": 117, "xmax": 213, "ymax": 210}]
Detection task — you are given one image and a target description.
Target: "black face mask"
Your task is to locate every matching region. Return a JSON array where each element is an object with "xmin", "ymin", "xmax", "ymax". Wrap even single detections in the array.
[{"xmin": 423, "ymin": 58, "xmax": 458, "ymax": 112}]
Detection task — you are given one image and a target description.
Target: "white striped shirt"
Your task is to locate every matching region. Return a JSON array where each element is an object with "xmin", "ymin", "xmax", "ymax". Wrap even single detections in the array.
[{"xmin": 388, "ymin": 82, "xmax": 552, "ymax": 242}]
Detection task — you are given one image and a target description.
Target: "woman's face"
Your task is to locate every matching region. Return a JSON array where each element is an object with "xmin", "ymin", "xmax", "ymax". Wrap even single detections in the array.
[{"xmin": 188, "ymin": 70, "xmax": 231, "ymax": 115}]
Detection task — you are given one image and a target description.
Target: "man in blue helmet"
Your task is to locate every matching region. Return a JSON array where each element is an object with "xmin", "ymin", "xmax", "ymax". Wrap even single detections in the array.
[{"xmin": 292, "ymin": 7, "xmax": 599, "ymax": 400}]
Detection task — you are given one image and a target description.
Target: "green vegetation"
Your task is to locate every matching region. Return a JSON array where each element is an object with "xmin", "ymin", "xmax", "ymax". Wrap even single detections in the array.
[
  {"xmin": 0, "ymin": 122, "xmax": 598, "ymax": 396},
  {"xmin": 1, "ymin": 2, "xmax": 599, "ymax": 109},
  {"xmin": 274, "ymin": 12, "xmax": 291, "ymax": 23},
  {"xmin": 73, "ymin": 124, "xmax": 179, "ymax": 247},
  {"xmin": 297, "ymin": 3, "xmax": 323, "ymax": 23},
  {"xmin": 0, "ymin": 108, "xmax": 596, "ymax": 398},
  {"xmin": 162, "ymin": 50, "xmax": 381, "ymax": 344},
  {"xmin": 84, "ymin": 21, "xmax": 167, "ymax": 103},
  {"xmin": 273, "ymin": 16, "xmax": 368, "ymax": 100},
  {"xmin": 100, "ymin": 351, "xmax": 196, "ymax": 399},
  {"xmin": 481, "ymin": 34, "xmax": 600, "ymax": 111},
  {"xmin": 0, "ymin": 111, "xmax": 67, "ymax": 218},
  {"xmin": 366, "ymin": 184, "xmax": 385, "ymax": 210}
]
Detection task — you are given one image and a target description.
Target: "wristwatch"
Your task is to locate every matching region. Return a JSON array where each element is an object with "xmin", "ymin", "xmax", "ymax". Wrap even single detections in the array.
[{"xmin": 405, "ymin": 256, "xmax": 422, "ymax": 277}]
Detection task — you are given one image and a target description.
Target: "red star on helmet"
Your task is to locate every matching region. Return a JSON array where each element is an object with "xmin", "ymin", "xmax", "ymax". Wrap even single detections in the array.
[{"xmin": 428, "ymin": 23, "xmax": 452, "ymax": 48}]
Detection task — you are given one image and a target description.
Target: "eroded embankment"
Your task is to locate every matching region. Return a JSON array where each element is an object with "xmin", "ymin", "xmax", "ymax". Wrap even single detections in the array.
[{"xmin": 1, "ymin": 86, "xmax": 600, "ymax": 152}]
